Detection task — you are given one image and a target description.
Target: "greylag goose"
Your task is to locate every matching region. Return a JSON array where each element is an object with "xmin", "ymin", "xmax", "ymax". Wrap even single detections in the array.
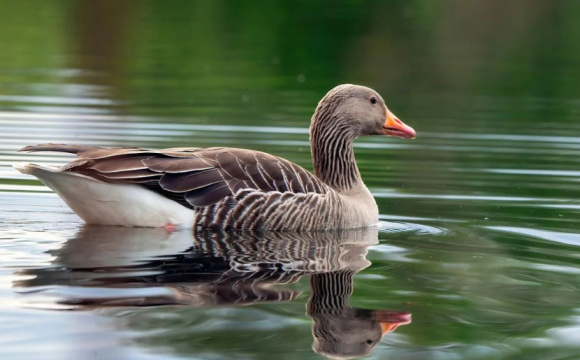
[{"xmin": 14, "ymin": 84, "xmax": 416, "ymax": 230}]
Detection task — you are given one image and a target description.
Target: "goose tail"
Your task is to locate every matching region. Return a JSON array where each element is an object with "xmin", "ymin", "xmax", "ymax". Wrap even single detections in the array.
[{"xmin": 12, "ymin": 163, "xmax": 194, "ymax": 228}]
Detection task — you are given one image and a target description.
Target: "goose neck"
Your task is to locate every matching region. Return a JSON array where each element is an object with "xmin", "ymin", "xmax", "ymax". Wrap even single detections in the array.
[{"xmin": 310, "ymin": 118, "xmax": 361, "ymax": 191}]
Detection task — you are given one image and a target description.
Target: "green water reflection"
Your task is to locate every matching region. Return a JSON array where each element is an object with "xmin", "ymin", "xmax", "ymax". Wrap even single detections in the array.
[{"xmin": 2, "ymin": 0, "xmax": 580, "ymax": 359}]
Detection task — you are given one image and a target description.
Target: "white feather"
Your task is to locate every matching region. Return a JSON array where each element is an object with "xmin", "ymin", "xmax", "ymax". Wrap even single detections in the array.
[{"xmin": 13, "ymin": 163, "xmax": 194, "ymax": 228}]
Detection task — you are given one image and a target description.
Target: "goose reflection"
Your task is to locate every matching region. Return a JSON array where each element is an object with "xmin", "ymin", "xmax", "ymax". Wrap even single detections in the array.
[
  {"xmin": 15, "ymin": 226, "xmax": 411, "ymax": 359},
  {"xmin": 308, "ymin": 270, "xmax": 411, "ymax": 359}
]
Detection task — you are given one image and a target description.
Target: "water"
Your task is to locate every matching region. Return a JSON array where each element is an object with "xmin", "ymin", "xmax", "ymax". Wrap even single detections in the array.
[{"xmin": 2, "ymin": 0, "xmax": 580, "ymax": 359}]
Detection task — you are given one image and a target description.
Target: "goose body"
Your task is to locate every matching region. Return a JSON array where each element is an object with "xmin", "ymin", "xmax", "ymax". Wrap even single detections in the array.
[{"xmin": 14, "ymin": 84, "xmax": 416, "ymax": 230}]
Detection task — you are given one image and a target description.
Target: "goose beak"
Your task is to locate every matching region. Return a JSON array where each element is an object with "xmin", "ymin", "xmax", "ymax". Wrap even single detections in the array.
[
  {"xmin": 373, "ymin": 311, "xmax": 412, "ymax": 336},
  {"xmin": 382, "ymin": 109, "xmax": 416, "ymax": 139}
]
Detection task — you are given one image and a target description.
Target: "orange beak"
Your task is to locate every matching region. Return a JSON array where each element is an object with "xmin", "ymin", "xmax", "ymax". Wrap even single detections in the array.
[
  {"xmin": 373, "ymin": 311, "xmax": 412, "ymax": 336},
  {"xmin": 381, "ymin": 109, "xmax": 416, "ymax": 139}
]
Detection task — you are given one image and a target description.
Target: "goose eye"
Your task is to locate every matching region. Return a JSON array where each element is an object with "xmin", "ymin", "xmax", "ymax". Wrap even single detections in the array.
[
  {"xmin": 366, "ymin": 340, "xmax": 374, "ymax": 345},
  {"xmin": 370, "ymin": 97, "xmax": 377, "ymax": 105}
]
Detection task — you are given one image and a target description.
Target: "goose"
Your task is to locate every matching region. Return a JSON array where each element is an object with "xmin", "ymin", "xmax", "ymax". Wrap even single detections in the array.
[{"xmin": 13, "ymin": 84, "xmax": 416, "ymax": 230}]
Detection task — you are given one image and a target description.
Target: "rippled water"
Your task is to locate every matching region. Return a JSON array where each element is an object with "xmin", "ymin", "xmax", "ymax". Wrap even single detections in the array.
[{"xmin": 3, "ymin": 1, "xmax": 580, "ymax": 359}]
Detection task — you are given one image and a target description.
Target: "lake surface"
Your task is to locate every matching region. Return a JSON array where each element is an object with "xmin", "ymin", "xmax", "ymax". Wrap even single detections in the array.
[{"xmin": 2, "ymin": 1, "xmax": 580, "ymax": 359}]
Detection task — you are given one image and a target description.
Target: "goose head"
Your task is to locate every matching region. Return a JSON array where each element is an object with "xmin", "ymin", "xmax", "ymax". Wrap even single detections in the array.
[
  {"xmin": 311, "ymin": 84, "xmax": 416, "ymax": 140},
  {"xmin": 311, "ymin": 309, "xmax": 412, "ymax": 359}
]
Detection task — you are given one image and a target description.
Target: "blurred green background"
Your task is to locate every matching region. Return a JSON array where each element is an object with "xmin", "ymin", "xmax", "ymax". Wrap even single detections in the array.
[
  {"xmin": 2, "ymin": 1, "xmax": 580, "ymax": 360},
  {"xmin": 2, "ymin": 0, "xmax": 579, "ymax": 125}
]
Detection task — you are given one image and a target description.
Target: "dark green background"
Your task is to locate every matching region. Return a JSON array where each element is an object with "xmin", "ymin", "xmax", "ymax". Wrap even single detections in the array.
[{"xmin": 2, "ymin": 1, "xmax": 580, "ymax": 359}]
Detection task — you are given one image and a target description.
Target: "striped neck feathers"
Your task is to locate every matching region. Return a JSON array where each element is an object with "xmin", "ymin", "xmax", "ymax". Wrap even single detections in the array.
[
  {"xmin": 307, "ymin": 270, "xmax": 354, "ymax": 314},
  {"xmin": 310, "ymin": 107, "xmax": 361, "ymax": 191}
]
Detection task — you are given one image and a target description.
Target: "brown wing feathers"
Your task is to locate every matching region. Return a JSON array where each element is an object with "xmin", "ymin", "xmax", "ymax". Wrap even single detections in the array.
[
  {"xmin": 19, "ymin": 144, "xmax": 326, "ymax": 210},
  {"xmin": 159, "ymin": 168, "xmax": 223, "ymax": 192},
  {"xmin": 185, "ymin": 182, "xmax": 233, "ymax": 207},
  {"xmin": 143, "ymin": 157, "xmax": 213, "ymax": 173}
]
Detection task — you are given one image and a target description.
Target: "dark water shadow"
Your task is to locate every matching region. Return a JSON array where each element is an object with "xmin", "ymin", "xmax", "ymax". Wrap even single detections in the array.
[{"xmin": 14, "ymin": 225, "xmax": 410, "ymax": 359}]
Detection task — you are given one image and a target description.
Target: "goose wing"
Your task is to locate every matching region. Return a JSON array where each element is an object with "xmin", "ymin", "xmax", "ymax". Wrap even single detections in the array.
[{"xmin": 19, "ymin": 144, "xmax": 329, "ymax": 209}]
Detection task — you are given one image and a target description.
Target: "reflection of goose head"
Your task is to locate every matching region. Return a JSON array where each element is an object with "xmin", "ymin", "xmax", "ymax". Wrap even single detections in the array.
[
  {"xmin": 14, "ymin": 225, "xmax": 410, "ymax": 358},
  {"xmin": 308, "ymin": 271, "xmax": 411, "ymax": 359}
]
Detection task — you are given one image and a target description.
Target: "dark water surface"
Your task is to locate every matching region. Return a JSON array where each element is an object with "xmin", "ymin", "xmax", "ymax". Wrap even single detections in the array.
[{"xmin": 2, "ymin": 1, "xmax": 580, "ymax": 359}]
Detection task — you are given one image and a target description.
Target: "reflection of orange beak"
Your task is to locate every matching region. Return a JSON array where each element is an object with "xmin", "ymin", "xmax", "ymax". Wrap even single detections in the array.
[
  {"xmin": 381, "ymin": 109, "xmax": 416, "ymax": 139},
  {"xmin": 373, "ymin": 311, "xmax": 412, "ymax": 336}
]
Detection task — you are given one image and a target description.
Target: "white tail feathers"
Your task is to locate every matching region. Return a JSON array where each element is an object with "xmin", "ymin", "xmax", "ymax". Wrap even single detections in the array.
[
  {"xmin": 13, "ymin": 162, "xmax": 61, "ymax": 176},
  {"xmin": 13, "ymin": 163, "xmax": 193, "ymax": 228}
]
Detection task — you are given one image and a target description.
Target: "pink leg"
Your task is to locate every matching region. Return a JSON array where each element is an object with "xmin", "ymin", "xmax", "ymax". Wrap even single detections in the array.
[{"xmin": 164, "ymin": 223, "xmax": 178, "ymax": 232}]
